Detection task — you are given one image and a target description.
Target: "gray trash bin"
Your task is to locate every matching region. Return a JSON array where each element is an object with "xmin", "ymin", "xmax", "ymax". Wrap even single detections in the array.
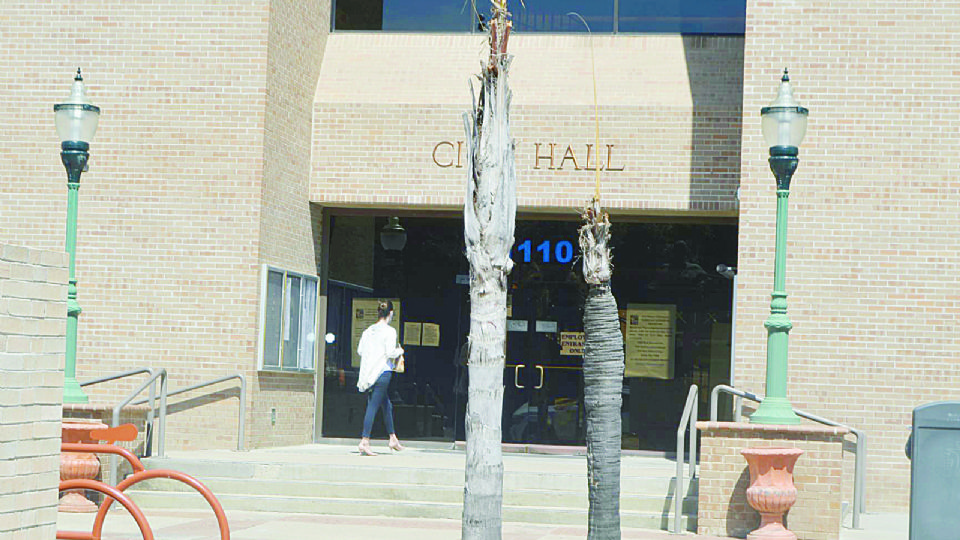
[{"xmin": 909, "ymin": 401, "xmax": 960, "ymax": 540}]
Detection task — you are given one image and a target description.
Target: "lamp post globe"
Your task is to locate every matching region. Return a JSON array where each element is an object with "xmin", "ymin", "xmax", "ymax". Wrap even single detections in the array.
[
  {"xmin": 761, "ymin": 70, "xmax": 808, "ymax": 149},
  {"xmin": 55, "ymin": 68, "xmax": 100, "ymax": 404},
  {"xmin": 750, "ymin": 69, "xmax": 808, "ymax": 425}
]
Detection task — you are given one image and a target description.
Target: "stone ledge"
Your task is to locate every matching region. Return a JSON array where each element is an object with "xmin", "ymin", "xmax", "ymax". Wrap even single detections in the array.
[
  {"xmin": 63, "ymin": 403, "xmax": 151, "ymax": 415},
  {"xmin": 697, "ymin": 421, "xmax": 849, "ymax": 437}
]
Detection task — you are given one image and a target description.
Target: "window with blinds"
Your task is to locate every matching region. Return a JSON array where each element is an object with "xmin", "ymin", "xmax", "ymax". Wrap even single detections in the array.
[{"xmin": 258, "ymin": 266, "xmax": 320, "ymax": 372}]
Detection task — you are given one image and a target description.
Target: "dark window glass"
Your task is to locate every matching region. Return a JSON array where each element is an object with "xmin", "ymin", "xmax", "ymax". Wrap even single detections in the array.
[
  {"xmin": 511, "ymin": 0, "xmax": 614, "ymax": 33},
  {"xmin": 282, "ymin": 275, "xmax": 302, "ymax": 369},
  {"xmin": 383, "ymin": 0, "xmax": 475, "ymax": 31},
  {"xmin": 334, "ymin": 0, "xmax": 384, "ymax": 30},
  {"xmin": 298, "ymin": 279, "xmax": 318, "ymax": 370},
  {"xmin": 333, "ymin": 1, "xmax": 743, "ymax": 34},
  {"xmin": 262, "ymin": 270, "xmax": 284, "ymax": 368},
  {"xmin": 618, "ymin": 0, "xmax": 745, "ymax": 34},
  {"xmin": 335, "ymin": 0, "xmax": 476, "ymax": 31}
]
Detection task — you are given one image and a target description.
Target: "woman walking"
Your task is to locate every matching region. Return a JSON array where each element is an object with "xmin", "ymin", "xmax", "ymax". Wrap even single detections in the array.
[{"xmin": 356, "ymin": 300, "xmax": 405, "ymax": 456}]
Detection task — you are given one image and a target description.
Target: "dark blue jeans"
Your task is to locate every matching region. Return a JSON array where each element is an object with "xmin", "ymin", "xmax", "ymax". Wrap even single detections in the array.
[{"xmin": 361, "ymin": 370, "xmax": 395, "ymax": 438}]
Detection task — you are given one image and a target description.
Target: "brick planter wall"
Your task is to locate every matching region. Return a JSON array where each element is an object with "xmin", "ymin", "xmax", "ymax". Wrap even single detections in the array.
[{"xmin": 696, "ymin": 422, "xmax": 848, "ymax": 540}]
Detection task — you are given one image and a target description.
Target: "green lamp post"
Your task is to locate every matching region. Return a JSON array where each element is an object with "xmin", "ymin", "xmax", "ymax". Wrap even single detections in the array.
[
  {"xmin": 750, "ymin": 69, "xmax": 808, "ymax": 425},
  {"xmin": 54, "ymin": 69, "xmax": 100, "ymax": 404}
]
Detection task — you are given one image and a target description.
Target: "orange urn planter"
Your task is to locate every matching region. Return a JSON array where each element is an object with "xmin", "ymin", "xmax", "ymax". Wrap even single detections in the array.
[
  {"xmin": 741, "ymin": 447, "xmax": 803, "ymax": 540},
  {"xmin": 60, "ymin": 420, "xmax": 108, "ymax": 512}
]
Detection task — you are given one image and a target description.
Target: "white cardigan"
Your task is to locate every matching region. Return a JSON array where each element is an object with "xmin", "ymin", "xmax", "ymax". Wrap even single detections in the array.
[{"xmin": 357, "ymin": 321, "xmax": 404, "ymax": 392}]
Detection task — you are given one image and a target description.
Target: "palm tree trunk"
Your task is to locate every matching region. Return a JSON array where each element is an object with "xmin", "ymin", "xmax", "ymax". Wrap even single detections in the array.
[
  {"xmin": 461, "ymin": 5, "xmax": 515, "ymax": 540},
  {"xmin": 580, "ymin": 199, "xmax": 624, "ymax": 539}
]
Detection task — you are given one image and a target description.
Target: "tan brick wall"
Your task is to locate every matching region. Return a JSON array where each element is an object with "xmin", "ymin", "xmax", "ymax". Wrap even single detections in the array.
[
  {"xmin": 311, "ymin": 34, "xmax": 743, "ymax": 215},
  {"xmin": 697, "ymin": 422, "xmax": 847, "ymax": 540},
  {"xmin": 260, "ymin": 0, "xmax": 330, "ymax": 274},
  {"xmin": 0, "ymin": 0, "xmax": 271, "ymax": 452},
  {"xmin": 250, "ymin": 0, "xmax": 331, "ymax": 449},
  {"xmin": 736, "ymin": 0, "xmax": 960, "ymax": 511},
  {"xmin": 0, "ymin": 1, "xmax": 334, "ymax": 452},
  {"xmin": 0, "ymin": 244, "xmax": 68, "ymax": 539}
]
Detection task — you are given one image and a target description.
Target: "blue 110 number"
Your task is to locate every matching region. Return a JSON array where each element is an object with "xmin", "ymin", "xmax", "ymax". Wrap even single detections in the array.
[{"xmin": 517, "ymin": 240, "xmax": 574, "ymax": 264}]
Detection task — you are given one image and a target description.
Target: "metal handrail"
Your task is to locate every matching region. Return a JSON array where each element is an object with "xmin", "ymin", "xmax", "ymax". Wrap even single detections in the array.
[
  {"xmin": 105, "ymin": 370, "xmax": 168, "ymax": 486},
  {"xmin": 80, "ymin": 368, "xmax": 159, "ymax": 455},
  {"xmin": 132, "ymin": 373, "xmax": 246, "ymax": 456},
  {"xmin": 673, "ymin": 384, "xmax": 698, "ymax": 535},
  {"xmin": 79, "ymin": 368, "xmax": 169, "ymax": 486},
  {"xmin": 709, "ymin": 384, "xmax": 866, "ymax": 530}
]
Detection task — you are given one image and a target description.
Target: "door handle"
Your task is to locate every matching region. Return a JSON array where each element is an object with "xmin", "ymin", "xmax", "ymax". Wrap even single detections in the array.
[
  {"xmin": 514, "ymin": 364, "xmax": 525, "ymax": 388},
  {"xmin": 535, "ymin": 365, "xmax": 544, "ymax": 389}
]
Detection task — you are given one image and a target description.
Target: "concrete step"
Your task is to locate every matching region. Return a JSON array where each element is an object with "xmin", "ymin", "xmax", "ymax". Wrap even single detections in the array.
[
  {"xmin": 126, "ymin": 491, "xmax": 697, "ymax": 532},
  {"xmin": 132, "ymin": 447, "xmax": 699, "ymax": 533},
  {"xmin": 140, "ymin": 457, "xmax": 697, "ymax": 496},
  {"xmin": 127, "ymin": 476, "xmax": 698, "ymax": 514}
]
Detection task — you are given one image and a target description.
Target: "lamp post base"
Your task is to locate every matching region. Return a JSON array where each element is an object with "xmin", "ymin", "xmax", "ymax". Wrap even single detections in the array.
[
  {"xmin": 62, "ymin": 376, "xmax": 89, "ymax": 404},
  {"xmin": 750, "ymin": 397, "xmax": 801, "ymax": 425}
]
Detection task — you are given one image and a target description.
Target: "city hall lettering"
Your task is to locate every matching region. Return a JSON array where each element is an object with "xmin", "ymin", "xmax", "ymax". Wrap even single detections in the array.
[{"xmin": 432, "ymin": 141, "xmax": 626, "ymax": 171}]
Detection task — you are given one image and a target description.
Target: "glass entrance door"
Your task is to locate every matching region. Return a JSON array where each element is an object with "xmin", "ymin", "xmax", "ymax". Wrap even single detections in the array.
[
  {"xmin": 504, "ymin": 363, "xmax": 584, "ymax": 445},
  {"xmin": 502, "ymin": 261, "xmax": 586, "ymax": 445}
]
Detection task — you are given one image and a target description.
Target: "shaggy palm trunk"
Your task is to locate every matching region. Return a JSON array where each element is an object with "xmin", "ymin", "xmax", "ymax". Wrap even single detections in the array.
[
  {"xmin": 461, "ymin": 5, "xmax": 516, "ymax": 540},
  {"xmin": 580, "ymin": 199, "xmax": 624, "ymax": 539}
]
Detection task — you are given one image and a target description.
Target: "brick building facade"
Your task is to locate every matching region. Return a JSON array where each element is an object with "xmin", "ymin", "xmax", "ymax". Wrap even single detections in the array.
[
  {"xmin": 735, "ymin": 0, "xmax": 960, "ymax": 511},
  {"xmin": 2, "ymin": 0, "xmax": 330, "ymax": 451},
  {"xmin": 2, "ymin": 0, "xmax": 957, "ymax": 513}
]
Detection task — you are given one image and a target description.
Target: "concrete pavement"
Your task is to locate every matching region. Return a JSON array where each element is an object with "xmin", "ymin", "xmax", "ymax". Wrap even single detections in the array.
[
  {"xmin": 58, "ymin": 509, "xmax": 724, "ymax": 540},
  {"xmin": 840, "ymin": 512, "xmax": 909, "ymax": 540},
  {"xmin": 58, "ymin": 508, "xmax": 908, "ymax": 540}
]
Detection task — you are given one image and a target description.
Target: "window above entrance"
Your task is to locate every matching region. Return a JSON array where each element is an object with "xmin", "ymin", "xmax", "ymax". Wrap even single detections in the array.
[{"xmin": 332, "ymin": 0, "xmax": 745, "ymax": 35}]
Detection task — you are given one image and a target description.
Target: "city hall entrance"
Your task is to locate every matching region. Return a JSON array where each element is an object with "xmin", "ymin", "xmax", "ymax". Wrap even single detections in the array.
[{"xmin": 320, "ymin": 211, "xmax": 737, "ymax": 451}]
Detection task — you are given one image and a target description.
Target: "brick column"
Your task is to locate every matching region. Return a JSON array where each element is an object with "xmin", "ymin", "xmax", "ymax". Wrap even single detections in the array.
[{"xmin": 0, "ymin": 244, "xmax": 68, "ymax": 539}]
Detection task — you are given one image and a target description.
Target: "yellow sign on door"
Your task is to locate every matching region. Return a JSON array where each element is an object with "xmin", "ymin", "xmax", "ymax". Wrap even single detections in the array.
[
  {"xmin": 351, "ymin": 298, "xmax": 401, "ymax": 367},
  {"xmin": 421, "ymin": 323, "xmax": 440, "ymax": 347},
  {"xmin": 560, "ymin": 332, "xmax": 585, "ymax": 356},
  {"xmin": 403, "ymin": 322, "xmax": 422, "ymax": 346},
  {"xmin": 624, "ymin": 304, "xmax": 675, "ymax": 379}
]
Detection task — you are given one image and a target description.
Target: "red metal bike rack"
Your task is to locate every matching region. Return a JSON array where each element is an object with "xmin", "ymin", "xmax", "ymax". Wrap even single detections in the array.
[
  {"xmin": 57, "ymin": 425, "xmax": 230, "ymax": 540},
  {"xmin": 94, "ymin": 469, "xmax": 230, "ymax": 540},
  {"xmin": 56, "ymin": 480, "xmax": 153, "ymax": 540}
]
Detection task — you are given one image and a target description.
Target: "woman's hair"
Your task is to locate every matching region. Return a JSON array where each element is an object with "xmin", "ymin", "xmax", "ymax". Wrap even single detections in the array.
[{"xmin": 377, "ymin": 300, "xmax": 394, "ymax": 320}]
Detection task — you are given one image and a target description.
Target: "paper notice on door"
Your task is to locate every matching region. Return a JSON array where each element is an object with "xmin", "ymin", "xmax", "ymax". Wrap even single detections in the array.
[
  {"xmin": 351, "ymin": 298, "xmax": 400, "ymax": 367},
  {"xmin": 535, "ymin": 320, "xmax": 558, "ymax": 333},
  {"xmin": 421, "ymin": 323, "xmax": 440, "ymax": 347},
  {"xmin": 403, "ymin": 322, "xmax": 422, "ymax": 346},
  {"xmin": 624, "ymin": 304, "xmax": 675, "ymax": 379},
  {"xmin": 507, "ymin": 320, "xmax": 528, "ymax": 332},
  {"xmin": 560, "ymin": 332, "xmax": 585, "ymax": 356}
]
